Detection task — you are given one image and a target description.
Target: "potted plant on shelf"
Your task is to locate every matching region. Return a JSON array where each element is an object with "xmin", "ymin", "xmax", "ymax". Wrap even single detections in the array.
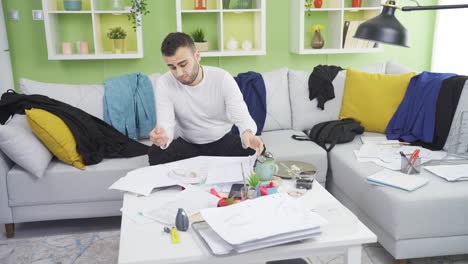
[
  {"xmin": 190, "ymin": 28, "xmax": 209, "ymax": 52},
  {"xmin": 107, "ymin": 26, "xmax": 127, "ymax": 54},
  {"xmin": 127, "ymin": 0, "xmax": 149, "ymax": 31}
]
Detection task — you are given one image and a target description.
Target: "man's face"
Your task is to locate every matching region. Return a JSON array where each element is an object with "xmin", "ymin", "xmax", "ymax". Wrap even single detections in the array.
[{"xmin": 164, "ymin": 46, "xmax": 201, "ymax": 86}]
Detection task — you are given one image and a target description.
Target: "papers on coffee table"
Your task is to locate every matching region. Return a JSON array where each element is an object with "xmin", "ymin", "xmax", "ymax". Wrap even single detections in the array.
[
  {"xmin": 196, "ymin": 193, "xmax": 328, "ymax": 255},
  {"xmin": 424, "ymin": 164, "xmax": 468, "ymax": 181},
  {"xmin": 109, "ymin": 155, "xmax": 256, "ymax": 196}
]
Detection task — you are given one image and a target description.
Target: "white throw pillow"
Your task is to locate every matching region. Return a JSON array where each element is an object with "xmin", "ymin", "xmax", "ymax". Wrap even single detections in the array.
[
  {"xmin": 386, "ymin": 61, "xmax": 415, "ymax": 75},
  {"xmin": 0, "ymin": 115, "xmax": 53, "ymax": 178},
  {"xmin": 261, "ymin": 68, "xmax": 292, "ymax": 131},
  {"xmin": 148, "ymin": 72, "xmax": 161, "ymax": 119},
  {"xmin": 19, "ymin": 78, "xmax": 104, "ymax": 119},
  {"xmin": 289, "ymin": 62, "xmax": 387, "ymax": 131}
]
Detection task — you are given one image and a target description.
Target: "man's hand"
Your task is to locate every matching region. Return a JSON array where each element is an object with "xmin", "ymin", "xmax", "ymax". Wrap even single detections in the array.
[
  {"xmin": 242, "ymin": 130, "xmax": 264, "ymax": 157},
  {"xmin": 149, "ymin": 126, "xmax": 169, "ymax": 147}
]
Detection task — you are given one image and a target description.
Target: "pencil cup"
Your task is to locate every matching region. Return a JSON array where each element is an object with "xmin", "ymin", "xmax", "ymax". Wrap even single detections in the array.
[{"xmin": 400, "ymin": 156, "xmax": 421, "ymax": 175}]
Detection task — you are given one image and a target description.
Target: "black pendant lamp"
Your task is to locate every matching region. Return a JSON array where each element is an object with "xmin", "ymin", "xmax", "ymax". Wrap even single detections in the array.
[{"xmin": 354, "ymin": 0, "xmax": 468, "ymax": 48}]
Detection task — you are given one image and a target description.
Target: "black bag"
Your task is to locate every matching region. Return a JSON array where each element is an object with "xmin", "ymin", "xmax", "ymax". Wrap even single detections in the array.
[{"xmin": 292, "ymin": 118, "xmax": 364, "ymax": 152}]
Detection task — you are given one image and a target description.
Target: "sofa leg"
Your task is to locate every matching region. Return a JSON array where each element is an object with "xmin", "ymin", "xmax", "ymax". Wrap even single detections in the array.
[
  {"xmin": 5, "ymin": 223, "xmax": 14, "ymax": 238},
  {"xmin": 394, "ymin": 260, "xmax": 407, "ymax": 264}
]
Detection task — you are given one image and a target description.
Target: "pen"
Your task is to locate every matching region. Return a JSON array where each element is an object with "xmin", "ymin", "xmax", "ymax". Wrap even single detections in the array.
[{"xmin": 399, "ymin": 151, "xmax": 411, "ymax": 174}]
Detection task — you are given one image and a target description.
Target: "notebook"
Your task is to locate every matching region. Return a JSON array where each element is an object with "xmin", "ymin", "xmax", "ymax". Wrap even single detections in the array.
[{"xmin": 367, "ymin": 169, "xmax": 429, "ymax": 192}]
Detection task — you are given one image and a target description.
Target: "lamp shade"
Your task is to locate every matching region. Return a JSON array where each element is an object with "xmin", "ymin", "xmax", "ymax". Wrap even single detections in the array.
[{"xmin": 354, "ymin": 3, "xmax": 410, "ymax": 47}]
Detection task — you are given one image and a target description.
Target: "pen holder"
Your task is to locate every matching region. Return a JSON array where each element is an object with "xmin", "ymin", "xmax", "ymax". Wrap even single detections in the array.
[{"xmin": 401, "ymin": 156, "xmax": 421, "ymax": 175}]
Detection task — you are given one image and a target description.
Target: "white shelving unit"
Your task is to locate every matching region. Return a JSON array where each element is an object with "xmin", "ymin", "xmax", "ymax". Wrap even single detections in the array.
[
  {"xmin": 290, "ymin": 0, "xmax": 383, "ymax": 54},
  {"xmin": 42, "ymin": 0, "xmax": 143, "ymax": 60},
  {"xmin": 176, "ymin": 0, "xmax": 266, "ymax": 57}
]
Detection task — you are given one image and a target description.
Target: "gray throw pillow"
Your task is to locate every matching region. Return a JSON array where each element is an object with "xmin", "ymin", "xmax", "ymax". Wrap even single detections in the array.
[{"xmin": 0, "ymin": 115, "xmax": 53, "ymax": 178}]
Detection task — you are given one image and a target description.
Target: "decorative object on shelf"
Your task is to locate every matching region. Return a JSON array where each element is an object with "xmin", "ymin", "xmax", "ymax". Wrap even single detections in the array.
[
  {"xmin": 223, "ymin": 0, "xmax": 230, "ymax": 9},
  {"xmin": 352, "ymin": 0, "xmax": 362, "ymax": 7},
  {"xmin": 226, "ymin": 37, "xmax": 238, "ymax": 50},
  {"xmin": 242, "ymin": 40, "xmax": 253, "ymax": 51},
  {"xmin": 107, "ymin": 26, "xmax": 127, "ymax": 53},
  {"xmin": 76, "ymin": 41, "xmax": 89, "ymax": 54},
  {"xmin": 304, "ymin": 0, "xmax": 313, "ymax": 16},
  {"xmin": 110, "ymin": 0, "xmax": 123, "ymax": 10},
  {"xmin": 194, "ymin": 0, "xmax": 207, "ymax": 10},
  {"xmin": 127, "ymin": 0, "xmax": 149, "ymax": 31},
  {"xmin": 310, "ymin": 24, "xmax": 325, "ymax": 49},
  {"xmin": 314, "ymin": 0, "xmax": 322, "ymax": 8},
  {"xmin": 190, "ymin": 28, "xmax": 209, "ymax": 52},
  {"xmin": 62, "ymin": 42, "xmax": 72, "ymax": 55},
  {"xmin": 355, "ymin": 0, "xmax": 468, "ymax": 47},
  {"xmin": 63, "ymin": 0, "xmax": 82, "ymax": 11},
  {"xmin": 367, "ymin": 0, "xmax": 381, "ymax": 7},
  {"xmin": 237, "ymin": 0, "xmax": 252, "ymax": 9}
]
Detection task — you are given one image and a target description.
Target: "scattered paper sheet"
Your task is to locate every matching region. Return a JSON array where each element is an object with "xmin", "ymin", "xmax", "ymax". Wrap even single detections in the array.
[
  {"xmin": 109, "ymin": 155, "xmax": 257, "ymax": 196},
  {"xmin": 141, "ymin": 185, "xmax": 219, "ymax": 225},
  {"xmin": 424, "ymin": 164, "xmax": 468, "ymax": 181},
  {"xmin": 367, "ymin": 169, "xmax": 429, "ymax": 192}
]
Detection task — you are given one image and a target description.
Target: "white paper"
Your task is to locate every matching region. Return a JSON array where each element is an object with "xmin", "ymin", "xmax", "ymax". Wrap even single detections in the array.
[
  {"xmin": 200, "ymin": 193, "xmax": 328, "ymax": 246},
  {"xmin": 141, "ymin": 185, "xmax": 219, "ymax": 225},
  {"xmin": 424, "ymin": 164, "xmax": 468, "ymax": 181},
  {"xmin": 109, "ymin": 155, "xmax": 257, "ymax": 196}
]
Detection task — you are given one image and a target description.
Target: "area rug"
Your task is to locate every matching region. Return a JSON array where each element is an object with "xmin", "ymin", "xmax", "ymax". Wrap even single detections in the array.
[{"xmin": 1, "ymin": 230, "xmax": 467, "ymax": 264}]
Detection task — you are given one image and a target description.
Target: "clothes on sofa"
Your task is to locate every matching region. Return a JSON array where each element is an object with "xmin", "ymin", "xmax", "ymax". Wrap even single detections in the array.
[
  {"xmin": 414, "ymin": 75, "xmax": 468, "ymax": 150},
  {"xmin": 103, "ymin": 73, "xmax": 156, "ymax": 140},
  {"xmin": 232, "ymin": 71, "xmax": 266, "ymax": 135},
  {"xmin": 0, "ymin": 91, "xmax": 149, "ymax": 165},
  {"xmin": 308, "ymin": 65, "xmax": 344, "ymax": 110},
  {"xmin": 386, "ymin": 72, "xmax": 456, "ymax": 143}
]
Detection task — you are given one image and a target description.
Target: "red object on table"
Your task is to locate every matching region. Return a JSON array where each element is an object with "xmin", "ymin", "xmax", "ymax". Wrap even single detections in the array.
[
  {"xmin": 352, "ymin": 0, "xmax": 362, "ymax": 7},
  {"xmin": 194, "ymin": 0, "xmax": 207, "ymax": 10},
  {"xmin": 314, "ymin": 0, "xmax": 322, "ymax": 8}
]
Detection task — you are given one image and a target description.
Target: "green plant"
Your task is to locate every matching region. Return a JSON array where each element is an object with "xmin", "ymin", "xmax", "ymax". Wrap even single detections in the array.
[
  {"xmin": 127, "ymin": 0, "xmax": 149, "ymax": 31},
  {"xmin": 309, "ymin": 24, "xmax": 324, "ymax": 32},
  {"xmin": 107, "ymin": 27, "xmax": 127, "ymax": 39},
  {"xmin": 190, "ymin": 28, "xmax": 207, "ymax": 42},
  {"xmin": 305, "ymin": 0, "xmax": 313, "ymax": 16},
  {"xmin": 247, "ymin": 173, "xmax": 260, "ymax": 189}
]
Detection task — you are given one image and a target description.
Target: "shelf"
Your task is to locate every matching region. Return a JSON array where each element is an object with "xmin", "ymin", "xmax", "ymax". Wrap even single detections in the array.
[
  {"xmin": 290, "ymin": 0, "xmax": 383, "ymax": 55},
  {"xmin": 176, "ymin": 0, "xmax": 266, "ymax": 57},
  {"xmin": 42, "ymin": 0, "xmax": 143, "ymax": 60}
]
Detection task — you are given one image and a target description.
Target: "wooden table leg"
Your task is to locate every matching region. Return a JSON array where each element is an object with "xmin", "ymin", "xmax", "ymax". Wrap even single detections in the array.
[{"xmin": 5, "ymin": 223, "xmax": 14, "ymax": 238}]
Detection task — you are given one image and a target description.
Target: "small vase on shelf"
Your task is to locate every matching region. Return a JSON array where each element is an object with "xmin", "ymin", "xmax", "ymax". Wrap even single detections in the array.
[
  {"xmin": 311, "ymin": 30, "xmax": 324, "ymax": 49},
  {"xmin": 314, "ymin": 0, "xmax": 322, "ymax": 8},
  {"xmin": 352, "ymin": 0, "xmax": 362, "ymax": 8}
]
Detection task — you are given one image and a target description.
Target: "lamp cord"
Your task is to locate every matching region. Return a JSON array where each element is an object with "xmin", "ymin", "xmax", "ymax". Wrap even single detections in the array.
[{"xmin": 409, "ymin": 0, "xmax": 421, "ymax": 7}]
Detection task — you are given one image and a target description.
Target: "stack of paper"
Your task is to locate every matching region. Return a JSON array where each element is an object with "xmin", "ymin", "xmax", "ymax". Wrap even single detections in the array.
[
  {"xmin": 367, "ymin": 169, "xmax": 429, "ymax": 192},
  {"xmin": 424, "ymin": 164, "xmax": 468, "ymax": 181},
  {"xmin": 196, "ymin": 193, "xmax": 327, "ymax": 255}
]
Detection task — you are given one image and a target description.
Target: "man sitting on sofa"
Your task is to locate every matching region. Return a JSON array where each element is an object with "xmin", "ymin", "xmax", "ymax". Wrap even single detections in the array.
[{"xmin": 148, "ymin": 32, "xmax": 264, "ymax": 165}]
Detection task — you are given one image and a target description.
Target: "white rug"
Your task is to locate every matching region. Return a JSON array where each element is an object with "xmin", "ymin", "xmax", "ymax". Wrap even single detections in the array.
[{"xmin": 1, "ymin": 230, "xmax": 468, "ymax": 264}]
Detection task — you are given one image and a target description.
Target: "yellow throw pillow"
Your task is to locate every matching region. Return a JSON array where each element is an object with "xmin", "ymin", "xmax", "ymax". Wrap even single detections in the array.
[
  {"xmin": 25, "ymin": 108, "xmax": 85, "ymax": 170},
  {"xmin": 339, "ymin": 68, "xmax": 416, "ymax": 133}
]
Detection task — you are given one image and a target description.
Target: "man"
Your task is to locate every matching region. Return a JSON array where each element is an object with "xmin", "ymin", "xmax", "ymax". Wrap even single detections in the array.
[{"xmin": 148, "ymin": 32, "xmax": 264, "ymax": 165}]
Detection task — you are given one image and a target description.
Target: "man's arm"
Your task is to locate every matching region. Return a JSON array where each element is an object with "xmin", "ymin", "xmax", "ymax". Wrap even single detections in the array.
[{"xmin": 154, "ymin": 78, "xmax": 176, "ymax": 149}]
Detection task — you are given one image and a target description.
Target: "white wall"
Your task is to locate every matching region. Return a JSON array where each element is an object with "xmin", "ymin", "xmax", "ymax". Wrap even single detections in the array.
[{"xmin": 0, "ymin": 0, "xmax": 15, "ymax": 93}]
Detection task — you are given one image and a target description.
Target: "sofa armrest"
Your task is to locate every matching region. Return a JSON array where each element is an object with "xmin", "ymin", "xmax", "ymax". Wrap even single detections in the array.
[{"xmin": 0, "ymin": 150, "xmax": 14, "ymax": 224}]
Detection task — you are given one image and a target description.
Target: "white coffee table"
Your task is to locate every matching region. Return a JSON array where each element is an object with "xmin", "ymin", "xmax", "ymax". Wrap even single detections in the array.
[{"xmin": 118, "ymin": 181, "xmax": 376, "ymax": 264}]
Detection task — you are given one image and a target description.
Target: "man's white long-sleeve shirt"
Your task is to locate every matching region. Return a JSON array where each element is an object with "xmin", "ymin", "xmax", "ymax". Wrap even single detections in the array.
[{"xmin": 155, "ymin": 66, "xmax": 257, "ymax": 147}]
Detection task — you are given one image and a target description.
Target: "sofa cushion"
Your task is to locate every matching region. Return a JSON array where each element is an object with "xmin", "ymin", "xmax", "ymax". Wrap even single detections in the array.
[
  {"xmin": 260, "ymin": 130, "xmax": 327, "ymax": 184},
  {"xmin": 329, "ymin": 137, "xmax": 468, "ymax": 240},
  {"xmin": 289, "ymin": 62, "xmax": 387, "ymax": 131},
  {"xmin": 19, "ymin": 78, "xmax": 105, "ymax": 119},
  {"xmin": 7, "ymin": 155, "xmax": 149, "ymax": 207},
  {"xmin": 0, "ymin": 115, "xmax": 52, "ymax": 178},
  {"xmin": 261, "ymin": 68, "xmax": 292, "ymax": 131},
  {"xmin": 339, "ymin": 69, "xmax": 415, "ymax": 133},
  {"xmin": 26, "ymin": 108, "xmax": 85, "ymax": 170},
  {"xmin": 386, "ymin": 61, "xmax": 415, "ymax": 75}
]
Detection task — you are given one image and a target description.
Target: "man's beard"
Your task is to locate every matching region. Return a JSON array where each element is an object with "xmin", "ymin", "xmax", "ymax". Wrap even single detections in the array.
[{"xmin": 178, "ymin": 63, "xmax": 200, "ymax": 85}]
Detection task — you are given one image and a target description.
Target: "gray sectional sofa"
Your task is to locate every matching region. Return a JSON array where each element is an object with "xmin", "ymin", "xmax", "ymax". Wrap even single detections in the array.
[{"xmin": 1, "ymin": 61, "xmax": 467, "ymax": 261}]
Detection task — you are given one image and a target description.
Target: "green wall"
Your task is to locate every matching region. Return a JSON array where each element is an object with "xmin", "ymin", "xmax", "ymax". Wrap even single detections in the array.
[{"xmin": 2, "ymin": 0, "xmax": 437, "ymax": 88}]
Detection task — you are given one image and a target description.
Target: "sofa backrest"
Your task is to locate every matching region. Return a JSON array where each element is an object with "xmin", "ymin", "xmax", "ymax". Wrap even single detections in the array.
[
  {"xmin": 261, "ymin": 67, "xmax": 292, "ymax": 131},
  {"xmin": 288, "ymin": 62, "xmax": 387, "ymax": 131}
]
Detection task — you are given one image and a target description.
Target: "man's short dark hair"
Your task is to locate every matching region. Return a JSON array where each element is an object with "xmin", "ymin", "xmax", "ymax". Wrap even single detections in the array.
[{"xmin": 161, "ymin": 32, "xmax": 196, "ymax": 56}]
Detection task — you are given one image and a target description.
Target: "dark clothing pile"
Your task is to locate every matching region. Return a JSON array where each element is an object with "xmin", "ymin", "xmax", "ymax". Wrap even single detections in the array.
[
  {"xmin": 308, "ymin": 65, "xmax": 344, "ymax": 110},
  {"xmin": 0, "ymin": 90, "xmax": 149, "ymax": 165}
]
